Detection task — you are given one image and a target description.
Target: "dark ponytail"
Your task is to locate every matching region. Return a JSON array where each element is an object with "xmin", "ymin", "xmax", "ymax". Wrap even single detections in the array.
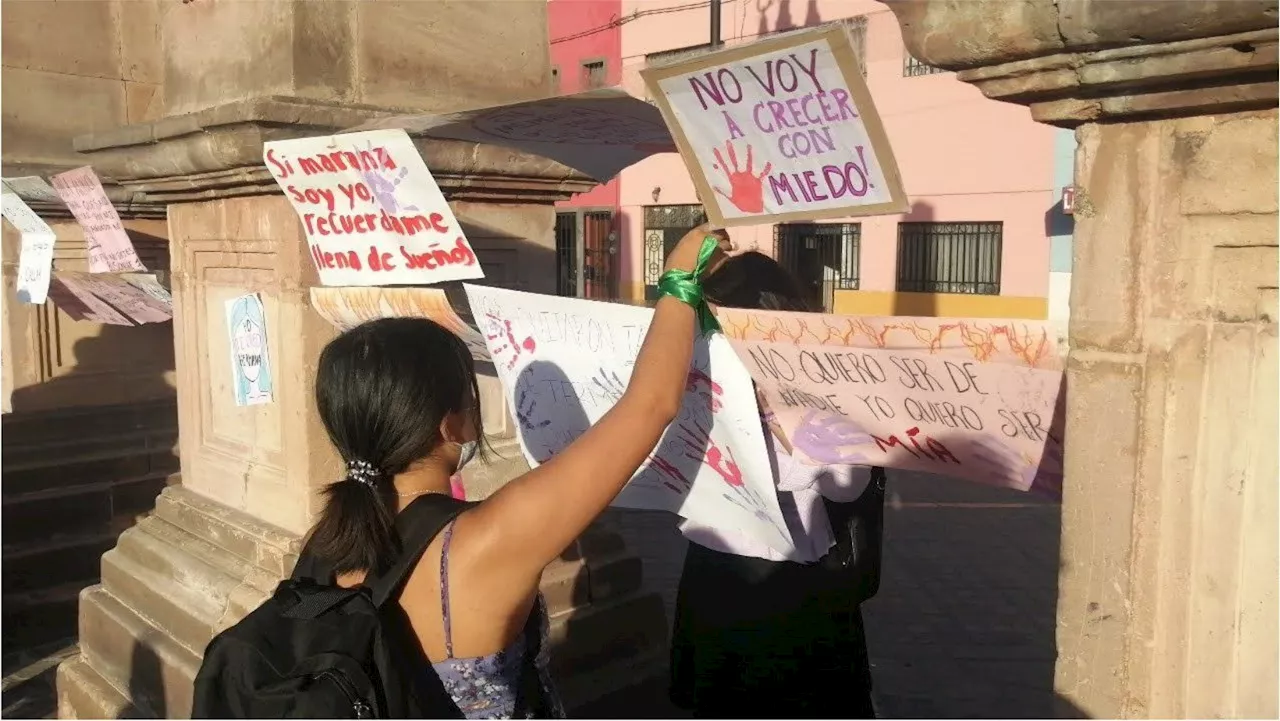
[{"xmin": 308, "ymin": 317, "xmax": 484, "ymax": 575}]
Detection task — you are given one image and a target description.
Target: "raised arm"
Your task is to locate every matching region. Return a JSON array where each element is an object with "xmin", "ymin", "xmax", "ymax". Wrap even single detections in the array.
[{"xmin": 464, "ymin": 225, "xmax": 730, "ymax": 585}]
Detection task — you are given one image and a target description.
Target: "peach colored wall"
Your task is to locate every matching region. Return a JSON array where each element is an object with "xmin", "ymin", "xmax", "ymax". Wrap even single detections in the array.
[{"xmin": 616, "ymin": 0, "xmax": 1057, "ymax": 299}]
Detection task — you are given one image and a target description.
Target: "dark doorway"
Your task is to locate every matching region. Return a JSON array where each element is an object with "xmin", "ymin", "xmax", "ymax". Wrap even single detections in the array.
[
  {"xmin": 555, "ymin": 209, "xmax": 619, "ymax": 300},
  {"xmin": 774, "ymin": 222, "xmax": 861, "ymax": 312},
  {"xmin": 554, "ymin": 212, "xmax": 578, "ymax": 297}
]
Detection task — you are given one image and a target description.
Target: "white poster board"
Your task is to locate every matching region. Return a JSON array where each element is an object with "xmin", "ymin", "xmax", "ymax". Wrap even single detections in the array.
[
  {"xmin": 263, "ymin": 129, "xmax": 484, "ymax": 287},
  {"xmin": 465, "ymin": 285, "xmax": 794, "ymax": 553},
  {"xmin": 643, "ymin": 25, "xmax": 907, "ymax": 227},
  {"xmin": 1, "ymin": 191, "xmax": 56, "ymax": 304}
]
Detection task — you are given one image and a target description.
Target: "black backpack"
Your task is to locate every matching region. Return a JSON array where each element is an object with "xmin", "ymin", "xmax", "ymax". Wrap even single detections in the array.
[
  {"xmin": 821, "ymin": 466, "xmax": 887, "ymax": 604},
  {"xmin": 192, "ymin": 494, "xmax": 474, "ymax": 719}
]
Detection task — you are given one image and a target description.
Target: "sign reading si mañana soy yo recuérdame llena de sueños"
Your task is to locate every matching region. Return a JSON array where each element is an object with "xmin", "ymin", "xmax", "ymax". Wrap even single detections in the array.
[
  {"xmin": 642, "ymin": 25, "xmax": 908, "ymax": 227},
  {"xmin": 263, "ymin": 129, "xmax": 484, "ymax": 287}
]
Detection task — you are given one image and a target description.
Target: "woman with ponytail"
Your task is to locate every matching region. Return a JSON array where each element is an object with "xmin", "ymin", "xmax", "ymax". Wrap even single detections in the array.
[{"xmin": 299, "ymin": 225, "xmax": 730, "ymax": 718}]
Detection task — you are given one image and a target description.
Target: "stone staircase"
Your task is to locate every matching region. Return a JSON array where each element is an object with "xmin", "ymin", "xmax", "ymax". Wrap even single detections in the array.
[{"xmin": 1, "ymin": 400, "xmax": 178, "ymax": 654}]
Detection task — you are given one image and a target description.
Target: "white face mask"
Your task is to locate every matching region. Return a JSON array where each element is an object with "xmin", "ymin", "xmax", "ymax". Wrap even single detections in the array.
[{"xmin": 456, "ymin": 440, "xmax": 478, "ymax": 472}]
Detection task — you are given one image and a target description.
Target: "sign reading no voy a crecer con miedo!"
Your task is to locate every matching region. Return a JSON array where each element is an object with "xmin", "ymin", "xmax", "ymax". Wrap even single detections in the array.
[
  {"xmin": 643, "ymin": 25, "xmax": 907, "ymax": 227},
  {"xmin": 263, "ymin": 129, "xmax": 483, "ymax": 287}
]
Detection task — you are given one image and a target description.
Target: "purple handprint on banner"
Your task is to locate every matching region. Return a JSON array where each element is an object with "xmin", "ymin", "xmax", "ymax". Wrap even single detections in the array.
[
  {"xmin": 515, "ymin": 387, "xmax": 552, "ymax": 433},
  {"xmin": 967, "ymin": 435, "xmax": 1042, "ymax": 492},
  {"xmin": 591, "ymin": 368, "xmax": 626, "ymax": 405},
  {"xmin": 791, "ymin": 410, "xmax": 879, "ymax": 465},
  {"xmin": 360, "ymin": 141, "xmax": 419, "ymax": 214}
]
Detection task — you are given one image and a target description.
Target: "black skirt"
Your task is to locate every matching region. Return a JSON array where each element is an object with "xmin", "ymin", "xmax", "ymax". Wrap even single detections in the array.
[{"xmin": 669, "ymin": 541, "xmax": 876, "ymax": 719}]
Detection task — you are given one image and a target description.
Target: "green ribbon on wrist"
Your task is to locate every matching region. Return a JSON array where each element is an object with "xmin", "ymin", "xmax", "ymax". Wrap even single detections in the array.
[{"xmin": 657, "ymin": 235, "xmax": 722, "ymax": 335}]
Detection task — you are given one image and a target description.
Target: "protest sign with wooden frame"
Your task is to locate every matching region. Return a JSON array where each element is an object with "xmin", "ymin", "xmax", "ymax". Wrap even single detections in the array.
[{"xmin": 642, "ymin": 24, "xmax": 908, "ymax": 228}]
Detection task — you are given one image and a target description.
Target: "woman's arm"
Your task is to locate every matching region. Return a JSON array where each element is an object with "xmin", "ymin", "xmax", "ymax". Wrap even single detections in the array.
[{"xmin": 462, "ymin": 225, "xmax": 730, "ymax": 586}]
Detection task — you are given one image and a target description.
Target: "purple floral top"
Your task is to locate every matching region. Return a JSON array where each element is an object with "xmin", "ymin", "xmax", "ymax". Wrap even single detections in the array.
[{"xmin": 432, "ymin": 522, "xmax": 564, "ymax": 719}]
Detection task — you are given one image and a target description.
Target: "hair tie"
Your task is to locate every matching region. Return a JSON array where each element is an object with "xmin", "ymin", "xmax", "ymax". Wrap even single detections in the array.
[
  {"xmin": 346, "ymin": 459, "xmax": 382, "ymax": 488},
  {"xmin": 657, "ymin": 235, "xmax": 722, "ymax": 335}
]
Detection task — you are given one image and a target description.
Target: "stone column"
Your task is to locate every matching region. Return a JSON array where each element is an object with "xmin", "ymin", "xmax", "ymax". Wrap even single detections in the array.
[
  {"xmin": 56, "ymin": 2, "xmax": 667, "ymax": 717},
  {"xmin": 885, "ymin": 1, "xmax": 1277, "ymax": 717}
]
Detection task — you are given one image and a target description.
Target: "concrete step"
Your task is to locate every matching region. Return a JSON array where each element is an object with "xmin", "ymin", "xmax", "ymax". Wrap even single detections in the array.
[
  {"xmin": 2, "ymin": 473, "xmax": 173, "ymax": 548},
  {"xmin": 2, "ymin": 531, "xmax": 116, "ymax": 593},
  {"xmin": 1, "ymin": 399, "xmax": 175, "ymax": 453},
  {"xmin": 55, "ymin": 655, "xmax": 139, "ymax": 719},
  {"xmin": 77, "ymin": 585, "xmax": 200, "ymax": 719},
  {"xmin": 2, "ymin": 446, "xmax": 178, "ymax": 498},
  {"xmin": 120, "ymin": 513, "xmax": 273, "ymax": 623},
  {"xmin": 2, "ymin": 583, "xmax": 82, "ymax": 652},
  {"xmin": 98, "ymin": 541, "xmax": 225, "ymax": 658},
  {"xmin": 151, "ymin": 486, "xmax": 301, "ymax": 581}
]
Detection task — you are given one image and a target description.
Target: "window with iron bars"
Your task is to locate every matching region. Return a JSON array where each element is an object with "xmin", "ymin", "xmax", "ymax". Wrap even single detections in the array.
[
  {"xmin": 903, "ymin": 52, "xmax": 947, "ymax": 77},
  {"xmin": 896, "ymin": 222, "xmax": 1002, "ymax": 295},
  {"xmin": 774, "ymin": 222, "xmax": 860, "ymax": 312},
  {"xmin": 581, "ymin": 60, "xmax": 607, "ymax": 89}
]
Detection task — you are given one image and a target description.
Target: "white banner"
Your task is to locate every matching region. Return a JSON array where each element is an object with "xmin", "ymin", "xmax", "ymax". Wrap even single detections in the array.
[
  {"xmin": 465, "ymin": 285, "xmax": 794, "ymax": 553},
  {"xmin": 1, "ymin": 191, "xmax": 56, "ymax": 304}
]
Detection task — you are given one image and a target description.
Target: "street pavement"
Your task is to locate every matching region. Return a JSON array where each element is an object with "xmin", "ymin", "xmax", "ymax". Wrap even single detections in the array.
[
  {"xmin": 2, "ymin": 470, "xmax": 1060, "ymax": 719},
  {"xmin": 600, "ymin": 468, "xmax": 1062, "ymax": 718}
]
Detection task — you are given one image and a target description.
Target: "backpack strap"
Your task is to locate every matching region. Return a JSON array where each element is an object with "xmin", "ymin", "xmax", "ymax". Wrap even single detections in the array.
[{"xmin": 368, "ymin": 493, "xmax": 475, "ymax": 608}]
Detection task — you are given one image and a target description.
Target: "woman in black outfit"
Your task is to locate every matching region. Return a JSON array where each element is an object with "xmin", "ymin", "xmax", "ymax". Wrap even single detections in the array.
[{"xmin": 669, "ymin": 252, "xmax": 886, "ymax": 719}]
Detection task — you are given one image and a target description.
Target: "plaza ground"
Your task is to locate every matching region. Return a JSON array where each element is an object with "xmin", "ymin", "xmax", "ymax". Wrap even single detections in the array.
[{"xmin": 4, "ymin": 470, "xmax": 1060, "ymax": 719}]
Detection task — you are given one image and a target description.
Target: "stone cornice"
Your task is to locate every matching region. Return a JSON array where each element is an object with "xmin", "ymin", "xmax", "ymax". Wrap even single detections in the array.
[
  {"xmin": 69, "ymin": 96, "xmax": 598, "ymax": 214},
  {"xmin": 884, "ymin": 0, "xmax": 1278, "ymax": 127}
]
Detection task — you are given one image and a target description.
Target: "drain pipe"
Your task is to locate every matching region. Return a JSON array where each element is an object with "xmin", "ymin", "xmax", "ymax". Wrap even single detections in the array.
[{"xmin": 710, "ymin": 0, "xmax": 722, "ymax": 46}]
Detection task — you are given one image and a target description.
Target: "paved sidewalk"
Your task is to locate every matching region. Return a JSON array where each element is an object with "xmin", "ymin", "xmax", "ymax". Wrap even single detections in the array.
[{"xmin": 602, "ymin": 469, "xmax": 1061, "ymax": 718}]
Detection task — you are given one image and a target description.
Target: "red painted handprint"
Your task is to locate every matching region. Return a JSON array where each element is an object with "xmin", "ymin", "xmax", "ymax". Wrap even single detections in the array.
[
  {"xmin": 685, "ymin": 368, "xmax": 723, "ymax": 414},
  {"xmin": 711, "ymin": 141, "xmax": 772, "ymax": 214},
  {"xmin": 679, "ymin": 420, "xmax": 743, "ymax": 487},
  {"xmin": 485, "ymin": 313, "xmax": 536, "ymax": 371}
]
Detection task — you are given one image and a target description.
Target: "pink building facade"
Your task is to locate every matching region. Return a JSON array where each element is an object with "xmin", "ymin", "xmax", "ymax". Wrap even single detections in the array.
[
  {"xmin": 548, "ymin": 0, "xmax": 626, "ymax": 300},
  {"xmin": 550, "ymin": 0, "xmax": 1065, "ymax": 320}
]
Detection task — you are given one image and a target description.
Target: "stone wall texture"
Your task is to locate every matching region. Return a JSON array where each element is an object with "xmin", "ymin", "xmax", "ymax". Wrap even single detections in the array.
[{"xmin": 1059, "ymin": 109, "xmax": 1278, "ymax": 718}]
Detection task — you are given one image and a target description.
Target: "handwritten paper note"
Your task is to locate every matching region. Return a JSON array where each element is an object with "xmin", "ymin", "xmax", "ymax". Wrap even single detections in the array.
[
  {"xmin": 264, "ymin": 129, "xmax": 483, "ymax": 287},
  {"xmin": 466, "ymin": 284, "xmax": 794, "ymax": 552},
  {"xmin": 226, "ymin": 293, "xmax": 275, "ymax": 406},
  {"xmin": 2, "ymin": 176, "xmax": 63, "ymax": 205},
  {"xmin": 48, "ymin": 272, "xmax": 171, "ymax": 325},
  {"xmin": 1, "ymin": 192, "xmax": 56, "ymax": 304},
  {"xmin": 47, "ymin": 274, "xmax": 132, "ymax": 326},
  {"xmin": 71, "ymin": 273, "xmax": 171, "ymax": 324},
  {"xmin": 310, "ymin": 286, "xmax": 491, "ymax": 361},
  {"xmin": 718, "ymin": 308, "xmax": 1064, "ymax": 497},
  {"xmin": 120, "ymin": 273, "xmax": 173, "ymax": 310},
  {"xmin": 643, "ymin": 25, "xmax": 907, "ymax": 226},
  {"xmin": 50, "ymin": 167, "xmax": 145, "ymax": 273}
]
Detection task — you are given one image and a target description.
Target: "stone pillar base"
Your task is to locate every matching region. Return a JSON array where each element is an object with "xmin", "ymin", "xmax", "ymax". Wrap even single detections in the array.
[{"xmin": 56, "ymin": 483, "xmax": 669, "ymax": 718}]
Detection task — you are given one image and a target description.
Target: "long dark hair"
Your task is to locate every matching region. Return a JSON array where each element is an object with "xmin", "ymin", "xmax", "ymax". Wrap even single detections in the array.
[
  {"xmin": 309, "ymin": 317, "xmax": 485, "ymax": 575},
  {"xmin": 702, "ymin": 251, "xmax": 816, "ymax": 313}
]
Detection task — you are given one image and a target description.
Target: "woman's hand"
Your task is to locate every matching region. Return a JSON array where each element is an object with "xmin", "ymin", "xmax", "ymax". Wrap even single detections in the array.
[{"xmin": 664, "ymin": 223, "xmax": 733, "ymax": 275}]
